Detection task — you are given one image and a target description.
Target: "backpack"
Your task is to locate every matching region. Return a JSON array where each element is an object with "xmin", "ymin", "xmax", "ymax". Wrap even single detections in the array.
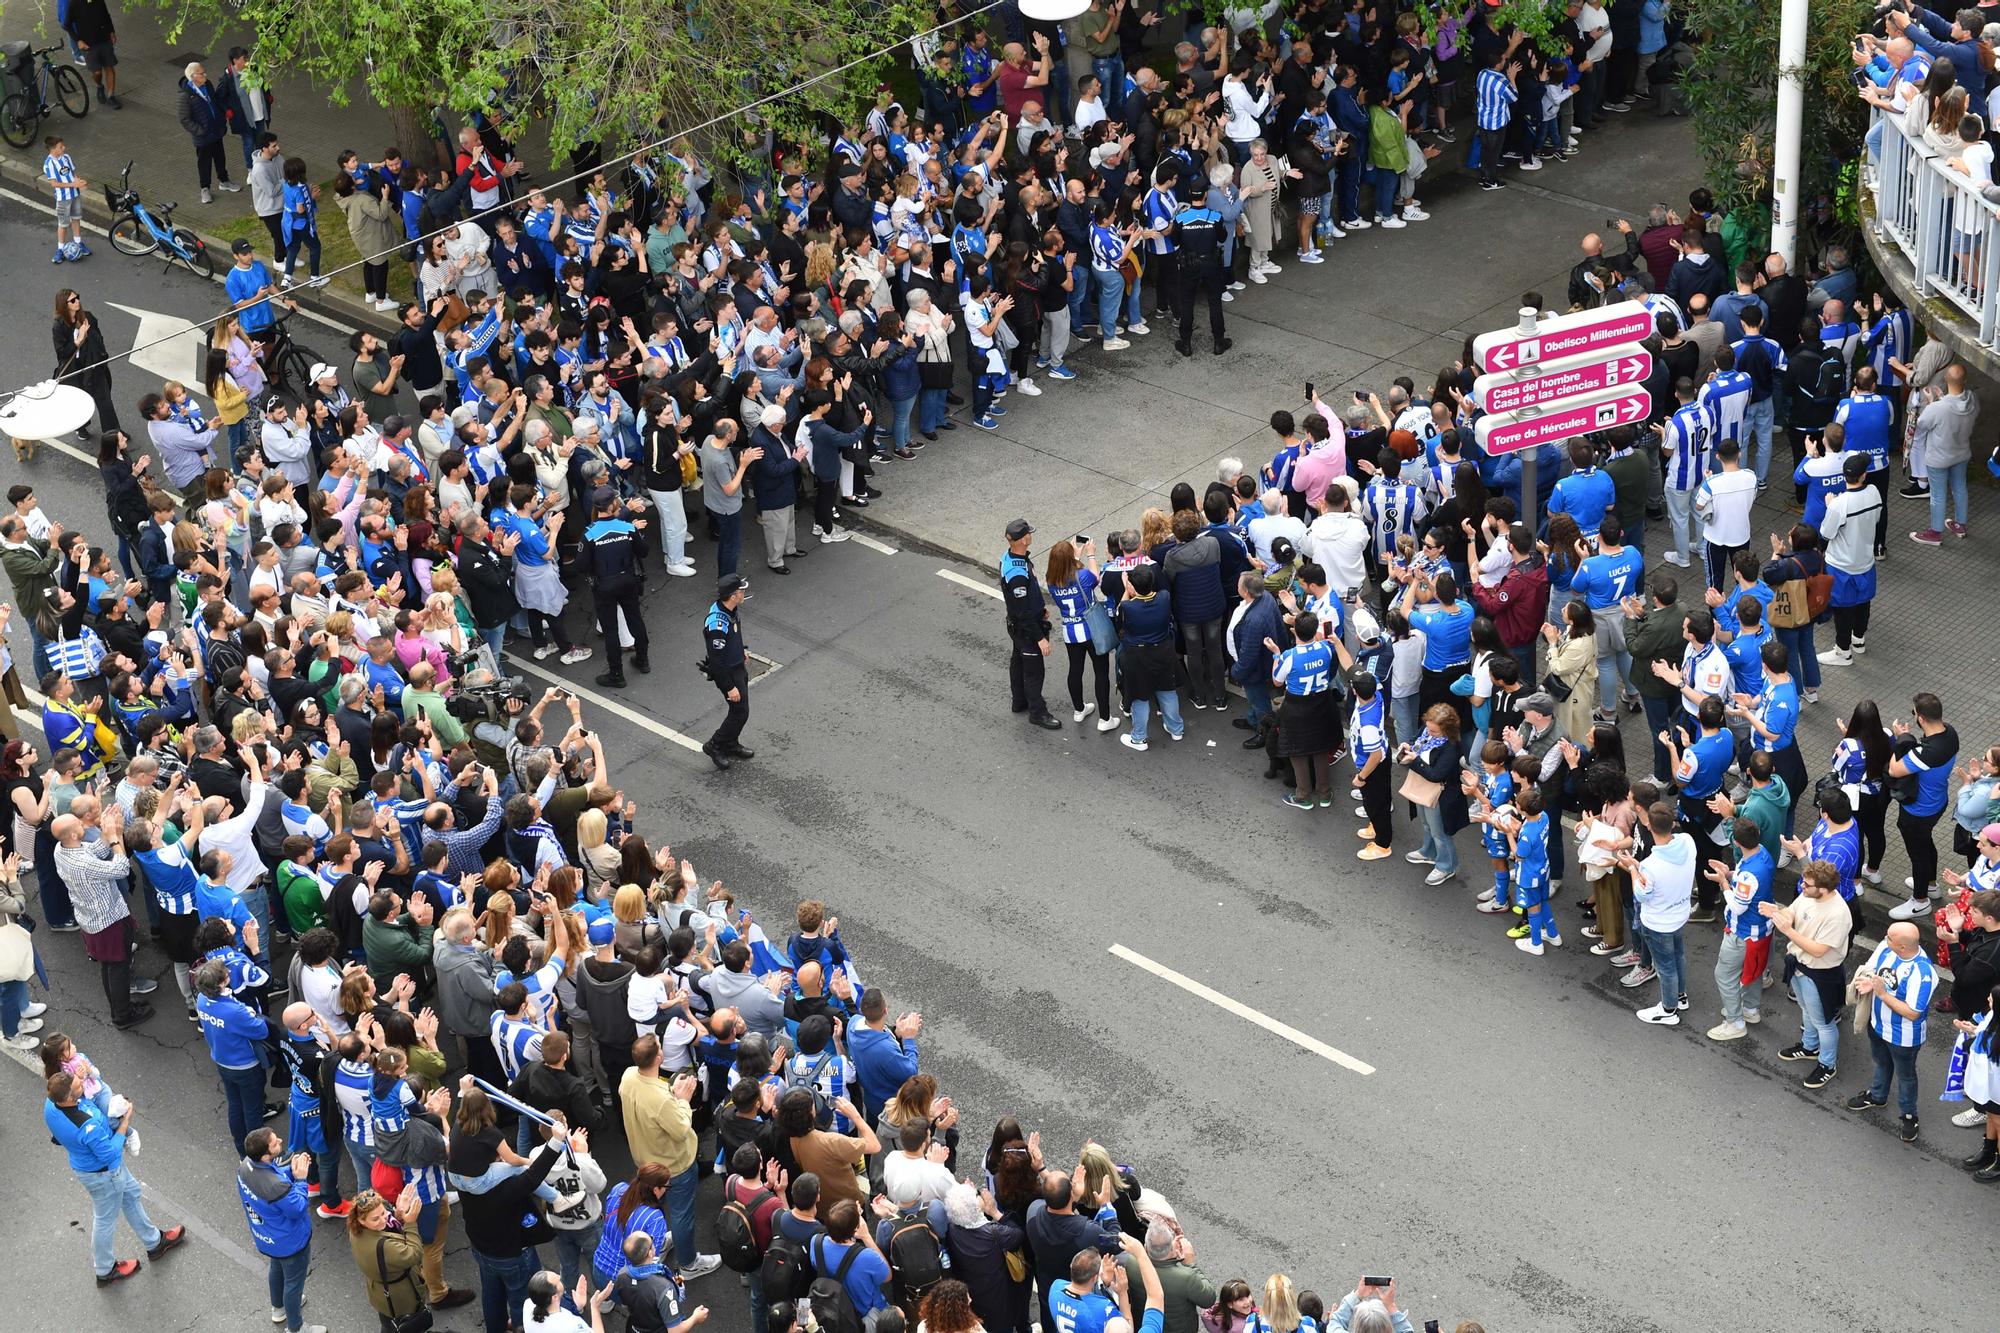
[
  {"xmin": 717, "ymin": 1181, "xmax": 775, "ymax": 1274},
  {"xmin": 886, "ymin": 1214, "xmax": 945, "ymax": 1314},
  {"xmin": 760, "ymin": 1227, "xmax": 813, "ymax": 1304},
  {"xmin": 1808, "ymin": 352, "xmax": 1847, "ymax": 409},
  {"xmin": 784, "ymin": 1048, "xmax": 836, "ymax": 1130},
  {"xmin": 808, "ymin": 1235, "xmax": 866, "ymax": 1333}
]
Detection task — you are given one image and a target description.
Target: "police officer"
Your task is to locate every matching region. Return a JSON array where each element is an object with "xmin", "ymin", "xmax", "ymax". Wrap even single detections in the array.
[
  {"xmin": 702, "ymin": 573, "xmax": 753, "ymax": 770},
  {"xmin": 583, "ymin": 487, "xmax": 652, "ymax": 688},
  {"xmin": 1001, "ymin": 518, "xmax": 1062, "ymax": 730},
  {"xmin": 1170, "ymin": 178, "xmax": 1232, "ymax": 359}
]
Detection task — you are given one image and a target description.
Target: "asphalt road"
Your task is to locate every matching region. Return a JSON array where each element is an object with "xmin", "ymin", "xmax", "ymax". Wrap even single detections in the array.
[{"xmin": 0, "ymin": 190, "xmax": 1992, "ymax": 1333}]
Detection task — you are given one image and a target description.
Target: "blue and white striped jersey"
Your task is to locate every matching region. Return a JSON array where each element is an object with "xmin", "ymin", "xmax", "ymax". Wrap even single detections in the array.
[
  {"xmin": 1142, "ymin": 187, "xmax": 1177, "ymax": 254},
  {"xmin": 1359, "ymin": 479, "xmax": 1428, "ymax": 559},
  {"xmin": 135, "ymin": 843, "xmax": 199, "ymax": 916},
  {"xmin": 333, "ymin": 1058, "xmax": 375, "ymax": 1146},
  {"xmin": 489, "ymin": 1009, "xmax": 546, "ymax": 1081},
  {"xmin": 1699, "ymin": 368, "xmax": 1753, "ymax": 444},
  {"xmin": 1351, "ymin": 693, "xmax": 1387, "ymax": 758},
  {"xmin": 1861, "ymin": 940, "xmax": 1937, "ymax": 1047},
  {"xmin": 1865, "ymin": 308, "xmax": 1913, "ymax": 387},
  {"xmin": 43, "ymin": 152, "xmax": 79, "ymax": 202},
  {"xmin": 494, "ymin": 958, "xmax": 563, "ymax": 1029},
  {"xmin": 1474, "ymin": 67, "xmax": 1516, "ymax": 130},
  {"xmin": 1663, "ymin": 401, "xmax": 1712, "ymax": 491}
]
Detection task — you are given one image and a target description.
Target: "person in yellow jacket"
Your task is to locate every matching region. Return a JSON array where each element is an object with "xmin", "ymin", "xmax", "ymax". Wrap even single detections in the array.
[{"xmin": 618, "ymin": 1034, "xmax": 720, "ymax": 1277}]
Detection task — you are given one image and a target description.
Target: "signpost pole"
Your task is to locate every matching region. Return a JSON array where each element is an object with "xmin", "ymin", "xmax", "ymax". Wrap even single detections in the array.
[{"xmin": 1512, "ymin": 306, "xmax": 1538, "ymax": 538}]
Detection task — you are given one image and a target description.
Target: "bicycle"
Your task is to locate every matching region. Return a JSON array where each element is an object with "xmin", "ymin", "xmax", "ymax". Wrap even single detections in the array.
[
  {"xmin": 104, "ymin": 161, "xmax": 214, "ymax": 279},
  {"xmin": 0, "ymin": 44, "xmax": 87, "ymax": 149},
  {"xmin": 262, "ymin": 311, "xmax": 327, "ymax": 396}
]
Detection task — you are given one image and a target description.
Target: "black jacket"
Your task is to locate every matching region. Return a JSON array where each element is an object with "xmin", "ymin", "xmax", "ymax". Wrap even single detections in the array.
[
  {"xmin": 456, "ymin": 1140, "xmax": 558, "ymax": 1257},
  {"xmin": 509, "ymin": 1061, "xmax": 599, "ymax": 1136},
  {"xmin": 947, "ymin": 1218, "xmax": 1030, "ymax": 1333},
  {"xmin": 455, "ymin": 537, "xmax": 515, "ymax": 627},
  {"xmin": 1952, "ymin": 925, "xmax": 2000, "ymax": 1014}
]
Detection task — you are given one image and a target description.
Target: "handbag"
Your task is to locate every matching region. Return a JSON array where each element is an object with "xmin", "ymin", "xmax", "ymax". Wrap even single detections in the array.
[
  {"xmin": 1004, "ymin": 1248, "xmax": 1030, "ymax": 1283},
  {"xmin": 1539, "ymin": 671, "xmax": 1574, "ymax": 703},
  {"xmin": 1084, "ymin": 599, "xmax": 1118, "ymax": 655},
  {"xmin": 679, "ymin": 450, "xmax": 699, "ymax": 487},
  {"xmin": 0, "ymin": 921, "xmax": 33, "ymax": 983},
  {"xmin": 1399, "ymin": 769, "xmax": 1443, "ymax": 807}
]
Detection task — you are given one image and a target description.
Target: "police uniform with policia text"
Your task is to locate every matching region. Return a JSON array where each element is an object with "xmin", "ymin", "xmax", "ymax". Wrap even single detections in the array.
[
  {"xmin": 1001, "ymin": 518, "xmax": 1062, "ymax": 730},
  {"xmin": 583, "ymin": 488, "xmax": 651, "ymax": 687},
  {"xmin": 1170, "ymin": 180, "xmax": 1232, "ymax": 358},
  {"xmin": 701, "ymin": 573, "xmax": 755, "ymax": 769}
]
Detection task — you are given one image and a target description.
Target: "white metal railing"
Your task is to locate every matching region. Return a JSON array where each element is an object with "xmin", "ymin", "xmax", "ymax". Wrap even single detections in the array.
[{"xmin": 1866, "ymin": 104, "xmax": 2000, "ymax": 347}]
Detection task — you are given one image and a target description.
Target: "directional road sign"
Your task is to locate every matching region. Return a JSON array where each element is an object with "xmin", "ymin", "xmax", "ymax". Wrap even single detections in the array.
[
  {"xmin": 1473, "ymin": 386, "xmax": 1652, "ymax": 455},
  {"xmin": 1473, "ymin": 347, "xmax": 1653, "ymax": 415},
  {"xmin": 1472, "ymin": 301, "xmax": 1655, "ymax": 373}
]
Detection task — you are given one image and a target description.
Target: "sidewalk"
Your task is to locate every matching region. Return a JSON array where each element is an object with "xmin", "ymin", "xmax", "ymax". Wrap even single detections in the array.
[{"xmin": 0, "ymin": 2, "xmax": 554, "ymax": 316}]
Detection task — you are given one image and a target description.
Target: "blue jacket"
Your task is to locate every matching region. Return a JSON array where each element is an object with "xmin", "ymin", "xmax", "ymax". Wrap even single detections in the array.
[
  {"xmin": 1229, "ymin": 593, "xmax": 1282, "ymax": 684},
  {"xmin": 237, "ymin": 1158, "xmax": 313, "ymax": 1257},
  {"xmin": 849, "ymin": 1023, "xmax": 918, "ymax": 1117},
  {"xmin": 1639, "ymin": 0, "xmax": 1667, "ymax": 53},
  {"xmin": 882, "ymin": 345, "xmax": 920, "ymax": 401},
  {"xmin": 1330, "ymin": 86, "xmax": 1370, "ymax": 146},
  {"xmin": 198, "ymin": 991, "xmax": 271, "ymax": 1069},
  {"xmin": 749, "ymin": 426, "xmax": 799, "ymax": 511},
  {"xmin": 804, "ymin": 417, "xmax": 863, "ymax": 483},
  {"xmin": 44, "ymin": 1096, "xmax": 127, "ymax": 1174},
  {"xmin": 1203, "ymin": 523, "xmax": 1251, "ymax": 604},
  {"xmin": 1907, "ymin": 9, "xmax": 1990, "ymax": 103}
]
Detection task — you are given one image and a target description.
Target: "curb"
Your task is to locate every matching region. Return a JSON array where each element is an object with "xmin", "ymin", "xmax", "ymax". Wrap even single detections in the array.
[{"xmin": 0, "ymin": 153, "xmax": 386, "ymax": 331}]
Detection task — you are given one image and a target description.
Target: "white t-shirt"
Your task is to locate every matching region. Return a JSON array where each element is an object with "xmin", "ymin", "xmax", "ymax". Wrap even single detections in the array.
[
  {"xmin": 523, "ymin": 1301, "xmax": 590, "ymax": 1333},
  {"xmin": 881, "ymin": 1150, "xmax": 958, "ymax": 1206},
  {"xmin": 1694, "ymin": 467, "xmax": 1757, "ymax": 547},
  {"xmin": 301, "ymin": 962, "xmax": 350, "ymax": 1036}
]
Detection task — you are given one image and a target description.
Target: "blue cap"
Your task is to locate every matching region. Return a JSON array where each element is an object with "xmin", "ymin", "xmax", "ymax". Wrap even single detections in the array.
[{"xmin": 587, "ymin": 919, "xmax": 616, "ymax": 947}]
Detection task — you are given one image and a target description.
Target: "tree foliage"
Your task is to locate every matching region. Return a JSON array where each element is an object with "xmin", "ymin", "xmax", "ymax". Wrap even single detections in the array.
[
  {"xmin": 1680, "ymin": 0, "xmax": 1875, "ymax": 213},
  {"xmin": 130, "ymin": 0, "xmax": 933, "ymax": 166}
]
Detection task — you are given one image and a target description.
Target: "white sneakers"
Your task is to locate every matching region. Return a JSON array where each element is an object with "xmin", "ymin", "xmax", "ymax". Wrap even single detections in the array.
[
  {"xmin": 1121, "ymin": 733, "xmax": 1148, "ymax": 752},
  {"xmin": 1707, "ymin": 1020, "xmax": 1747, "ymax": 1041},
  {"xmin": 1817, "ymin": 647, "xmax": 1853, "ymax": 667},
  {"xmin": 1401, "ymin": 207, "xmax": 1430, "ymax": 221},
  {"xmin": 1016, "ymin": 379, "xmax": 1042, "ymax": 396},
  {"xmin": 1073, "ymin": 704, "xmax": 1094, "ymax": 723},
  {"xmin": 1127, "ymin": 321, "xmax": 1151, "ymax": 336},
  {"xmin": 533, "ymin": 644, "xmax": 560, "ymax": 661},
  {"xmin": 1100, "ymin": 336, "xmax": 1131, "ymax": 350},
  {"xmin": 559, "ymin": 646, "xmax": 592, "ymax": 665},
  {"xmin": 1888, "ymin": 896, "xmax": 1932, "ymax": 920},
  {"xmin": 665, "ymin": 561, "xmax": 697, "ymax": 578},
  {"xmin": 1296, "ymin": 249, "xmax": 1324, "ymax": 264},
  {"xmin": 1636, "ymin": 1005, "xmax": 1681, "ymax": 1026},
  {"xmin": 677, "ymin": 1254, "xmax": 723, "ymax": 1280},
  {"xmin": 1096, "ymin": 714, "xmax": 1120, "ymax": 732},
  {"xmin": 820, "ymin": 529, "xmax": 852, "ymax": 544},
  {"xmin": 1378, "ymin": 216, "xmax": 1407, "ymax": 229},
  {"xmin": 1249, "ymin": 268, "xmax": 1268, "ymax": 284}
]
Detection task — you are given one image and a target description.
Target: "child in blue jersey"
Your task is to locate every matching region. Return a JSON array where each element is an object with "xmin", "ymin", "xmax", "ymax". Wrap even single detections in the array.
[
  {"xmin": 1467, "ymin": 741, "xmax": 1517, "ymax": 915},
  {"xmin": 1502, "ymin": 787, "xmax": 1561, "ymax": 953}
]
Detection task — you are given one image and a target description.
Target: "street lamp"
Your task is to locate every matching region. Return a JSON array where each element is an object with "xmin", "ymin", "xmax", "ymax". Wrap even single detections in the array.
[
  {"xmin": 0, "ymin": 381, "xmax": 94, "ymax": 447},
  {"xmin": 1017, "ymin": 0, "xmax": 1090, "ymax": 20}
]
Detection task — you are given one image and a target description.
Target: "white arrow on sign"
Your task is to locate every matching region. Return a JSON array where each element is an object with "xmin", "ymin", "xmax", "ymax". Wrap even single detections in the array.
[
  {"xmin": 108, "ymin": 301, "xmax": 206, "ymax": 386},
  {"xmin": 1473, "ymin": 346, "xmax": 1653, "ymax": 415}
]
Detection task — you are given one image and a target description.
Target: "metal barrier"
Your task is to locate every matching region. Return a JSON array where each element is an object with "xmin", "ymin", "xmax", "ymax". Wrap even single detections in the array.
[{"xmin": 1866, "ymin": 104, "xmax": 2000, "ymax": 347}]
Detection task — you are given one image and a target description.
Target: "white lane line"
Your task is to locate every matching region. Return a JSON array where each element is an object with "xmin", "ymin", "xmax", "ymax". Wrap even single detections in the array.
[
  {"xmin": 1109, "ymin": 943, "xmax": 1376, "ymax": 1076},
  {"xmin": 936, "ymin": 568, "xmax": 1001, "ymax": 600},
  {"xmin": 849, "ymin": 532, "xmax": 899, "ymax": 555},
  {"xmin": 0, "ymin": 183, "xmax": 351, "ymax": 334},
  {"xmin": 508, "ymin": 657, "xmax": 705, "ymax": 753},
  {"xmin": 20, "ymin": 431, "xmax": 186, "ymax": 503}
]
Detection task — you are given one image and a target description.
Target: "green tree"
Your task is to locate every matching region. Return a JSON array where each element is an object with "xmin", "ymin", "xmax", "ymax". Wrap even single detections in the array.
[
  {"xmin": 1680, "ymin": 0, "xmax": 1875, "ymax": 213},
  {"xmin": 132, "ymin": 0, "xmax": 932, "ymax": 169}
]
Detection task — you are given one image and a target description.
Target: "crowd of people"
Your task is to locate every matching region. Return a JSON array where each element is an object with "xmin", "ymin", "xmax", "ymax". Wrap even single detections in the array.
[
  {"xmin": 0, "ymin": 0, "xmax": 1983, "ymax": 1330},
  {"xmin": 993, "ymin": 164, "xmax": 2000, "ymax": 1148}
]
